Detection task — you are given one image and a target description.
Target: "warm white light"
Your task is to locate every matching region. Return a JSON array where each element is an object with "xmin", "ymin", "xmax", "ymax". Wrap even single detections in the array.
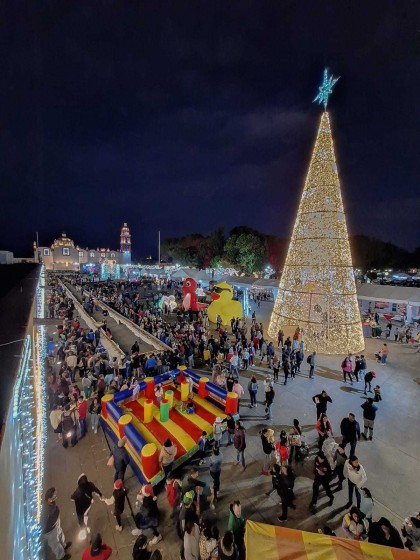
[{"xmin": 269, "ymin": 112, "xmax": 364, "ymax": 354}]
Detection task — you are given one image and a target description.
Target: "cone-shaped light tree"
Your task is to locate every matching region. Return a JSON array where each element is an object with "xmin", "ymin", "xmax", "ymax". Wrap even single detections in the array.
[{"xmin": 268, "ymin": 70, "xmax": 364, "ymax": 354}]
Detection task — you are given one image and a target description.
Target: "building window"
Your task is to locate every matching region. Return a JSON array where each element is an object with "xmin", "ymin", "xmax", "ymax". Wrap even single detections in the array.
[
  {"xmin": 90, "ymin": 252, "xmax": 95, "ymax": 258},
  {"xmin": 62, "ymin": 248, "xmax": 70, "ymax": 256},
  {"xmin": 43, "ymin": 248, "xmax": 50, "ymax": 256},
  {"xmin": 101, "ymin": 253, "xmax": 106, "ymax": 258},
  {"xmin": 111, "ymin": 252, "xmax": 115, "ymax": 258},
  {"xmin": 79, "ymin": 251, "xmax": 84, "ymax": 257}
]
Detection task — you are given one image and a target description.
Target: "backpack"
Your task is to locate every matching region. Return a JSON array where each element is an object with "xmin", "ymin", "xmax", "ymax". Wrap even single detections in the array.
[
  {"xmin": 306, "ymin": 355, "xmax": 311, "ymax": 364},
  {"xmin": 251, "ymin": 382, "xmax": 258, "ymax": 392},
  {"xmin": 341, "ymin": 359, "xmax": 346, "ymax": 369}
]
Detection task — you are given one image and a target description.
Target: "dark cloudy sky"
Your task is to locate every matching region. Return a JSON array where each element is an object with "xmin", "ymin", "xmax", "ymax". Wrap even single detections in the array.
[{"xmin": 1, "ymin": 1, "xmax": 419, "ymax": 258}]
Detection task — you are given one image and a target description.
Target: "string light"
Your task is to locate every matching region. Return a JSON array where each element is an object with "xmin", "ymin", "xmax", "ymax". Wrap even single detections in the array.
[
  {"xmin": 268, "ymin": 111, "xmax": 364, "ymax": 354},
  {"xmin": 8, "ymin": 266, "xmax": 48, "ymax": 558}
]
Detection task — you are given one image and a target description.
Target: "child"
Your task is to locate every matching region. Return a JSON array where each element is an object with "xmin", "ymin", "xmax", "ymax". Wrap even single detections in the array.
[
  {"xmin": 373, "ymin": 385, "xmax": 382, "ymax": 402},
  {"xmin": 165, "ymin": 474, "xmax": 181, "ymax": 519},
  {"xmin": 104, "ymin": 479, "xmax": 127, "ymax": 532},
  {"xmin": 197, "ymin": 431, "xmax": 208, "ymax": 465},
  {"xmin": 155, "ymin": 383, "xmax": 164, "ymax": 404},
  {"xmin": 265, "ymin": 463, "xmax": 280, "ymax": 497},
  {"xmin": 360, "ymin": 488, "xmax": 374, "ymax": 528},
  {"xmin": 186, "ymin": 374, "xmax": 194, "ymax": 399}
]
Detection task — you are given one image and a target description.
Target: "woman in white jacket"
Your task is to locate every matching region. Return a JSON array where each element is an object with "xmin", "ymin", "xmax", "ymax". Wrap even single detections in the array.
[{"xmin": 344, "ymin": 456, "xmax": 367, "ymax": 509}]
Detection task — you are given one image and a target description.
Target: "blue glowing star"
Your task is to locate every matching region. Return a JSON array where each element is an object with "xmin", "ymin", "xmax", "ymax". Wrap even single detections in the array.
[{"xmin": 313, "ymin": 68, "xmax": 340, "ymax": 110}]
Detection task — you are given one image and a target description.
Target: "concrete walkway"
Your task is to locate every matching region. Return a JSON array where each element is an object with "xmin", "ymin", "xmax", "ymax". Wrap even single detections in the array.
[{"xmin": 44, "ymin": 298, "xmax": 420, "ymax": 560}]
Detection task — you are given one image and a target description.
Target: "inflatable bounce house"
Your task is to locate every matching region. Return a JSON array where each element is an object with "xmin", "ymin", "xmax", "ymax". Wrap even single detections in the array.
[{"xmin": 100, "ymin": 367, "xmax": 239, "ymax": 484}]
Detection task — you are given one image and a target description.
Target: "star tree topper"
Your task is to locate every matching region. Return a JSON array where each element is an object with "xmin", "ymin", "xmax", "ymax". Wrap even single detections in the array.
[{"xmin": 313, "ymin": 68, "xmax": 340, "ymax": 110}]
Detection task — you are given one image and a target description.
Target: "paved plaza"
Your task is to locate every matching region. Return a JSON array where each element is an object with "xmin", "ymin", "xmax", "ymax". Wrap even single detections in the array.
[{"xmin": 44, "ymin": 298, "xmax": 420, "ymax": 559}]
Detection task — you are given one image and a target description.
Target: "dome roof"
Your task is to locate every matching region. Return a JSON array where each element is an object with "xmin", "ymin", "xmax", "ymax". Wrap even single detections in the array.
[{"xmin": 52, "ymin": 233, "xmax": 75, "ymax": 249}]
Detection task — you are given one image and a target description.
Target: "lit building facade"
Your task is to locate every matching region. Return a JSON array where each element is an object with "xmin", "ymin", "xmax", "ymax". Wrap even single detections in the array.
[{"xmin": 33, "ymin": 224, "xmax": 132, "ymax": 272}]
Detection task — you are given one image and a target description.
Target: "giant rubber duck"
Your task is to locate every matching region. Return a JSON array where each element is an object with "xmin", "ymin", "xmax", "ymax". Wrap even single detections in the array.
[
  {"xmin": 207, "ymin": 281, "xmax": 243, "ymax": 325},
  {"xmin": 182, "ymin": 277, "xmax": 207, "ymax": 312}
]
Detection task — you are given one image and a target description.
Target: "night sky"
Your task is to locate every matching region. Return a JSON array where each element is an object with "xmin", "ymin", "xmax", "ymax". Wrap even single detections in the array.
[{"xmin": 1, "ymin": 1, "xmax": 419, "ymax": 258}]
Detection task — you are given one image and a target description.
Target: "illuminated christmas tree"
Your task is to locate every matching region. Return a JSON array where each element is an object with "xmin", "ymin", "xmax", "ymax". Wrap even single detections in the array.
[{"xmin": 268, "ymin": 70, "xmax": 364, "ymax": 354}]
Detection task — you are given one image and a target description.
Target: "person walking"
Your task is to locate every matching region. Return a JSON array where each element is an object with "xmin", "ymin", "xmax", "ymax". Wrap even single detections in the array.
[
  {"xmin": 334, "ymin": 446, "xmax": 348, "ymax": 491},
  {"xmin": 247, "ymin": 376, "xmax": 258, "ymax": 408},
  {"xmin": 61, "ymin": 404, "xmax": 78, "ymax": 448},
  {"xmin": 380, "ymin": 343, "xmax": 389, "ymax": 364},
  {"xmin": 315, "ymin": 413, "xmax": 333, "ymax": 449},
  {"xmin": 360, "ymin": 488, "xmax": 374, "ymax": 528},
  {"xmin": 232, "ymin": 379, "xmax": 244, "ymax": 409},
  {"xmin": 209, "ymin": 447, "xmax": 223, "ymax": 502},
  {"xmin": 82, "ymin": 533, "xmax": 112, "ymax": 559},
  {"xmin": 41, "ymin": 487, "xmax": 72, "ymax": 560},
  {"xmin": 260, "ymin": 428, "xmax": 275, "ymax": 474},
  {"xmin": 363, "ymin": 371, "xmax": 376, "ymax": 395},
  {"xmin": 312, "ymin": 390, "xmax": 332, "ymax": 421},
  {"xmin": 228, "ymin": 501, "xmax": 246, "ymax": 560},
  {"xmin": 77, "ymin": 395, "xmax": 88, "ymax": 438},
  {"xmin": 288, "ymin": 419, "xmax": 302, "ymax": 463},
  {"xmin": 89, "ymin": 397, "xmax": 101, "ymax": 434},
  {"xmin": 159, "ymin": 438, "xmax": 177, "ymax": 477},
  {"xmin": 71, "ymin": 474, "xmax": 104, "ymax": 538},
  {"xmin": 184, "ymin": 520, "xmax": 200, "ymax": 560},
  {"xmin": 264, "ymin": 384, "xmax": 275, "ymax": 420},
  {"xmin": 308, "ymin": 351, "xmax": 317, "ymax": 379},
  {"xmin": 234, "ymin": 421, "xmax": 246, "ymax": 471},
  {"xmin": 341, "ymin": 355, "xmax": 354, "ymax": 384},
  {"xmin": 213, "ymin": 417, "xmax": 224, "ymax": 450},
  {"xmin": 344, "ymin": 455, "xmax": 367, "ymax": 509},
  {"xmin": 106, "ymin": 479, "xmax": 127, "ymax": 532},
  {"xmin": 275, "ymin": 434, "xmax": 289, "ymax": 467},
  {"xmin": 277, "ymin": 465, "xmax": 296, "ymax": 523},
  {"xmin": 309, "ymin": 451, "xmax": 334, "ymax": 513},
  {"xmin": 225, "ymin": 413, "xmax": 235, "ymax": 445},
  {"xmin": 110, "ymin": 437, "xmax": 131, "ymax": 482},
  {"xmin": 361, "ymin": 398, "xmax": 378, "ymax": 440},
  {"xmin": 340, "ymin": 413, "xmax": 361, "ymax": 457}
]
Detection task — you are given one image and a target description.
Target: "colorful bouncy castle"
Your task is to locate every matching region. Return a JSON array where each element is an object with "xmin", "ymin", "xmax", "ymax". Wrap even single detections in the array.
[{"xmin": 100, "ymin": 368, "xmax": 239, "ymax": 484}]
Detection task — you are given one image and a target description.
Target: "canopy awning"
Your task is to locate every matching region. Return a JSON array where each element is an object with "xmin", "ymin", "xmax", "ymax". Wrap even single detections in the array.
[
  {"xmin": 357, "ymin": 284, "xmax": 420, "ymax": 305},
  {"xmin": 245, "ymin": 521, "xmax": 417, "ymax": 560}
]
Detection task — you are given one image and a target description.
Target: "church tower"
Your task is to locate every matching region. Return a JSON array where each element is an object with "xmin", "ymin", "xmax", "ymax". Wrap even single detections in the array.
[{"xmin": 120, "ymin": 223, "xmax": 132, "ymax": 264}]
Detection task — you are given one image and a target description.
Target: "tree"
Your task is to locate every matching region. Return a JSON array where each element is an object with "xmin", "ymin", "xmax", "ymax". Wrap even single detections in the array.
[
  {"xmin": 224, "ymin": 233, "xmax": 267, "ymax": 275},
  {"xmin": 268, "ymin": 111, "xmax": 364, "ymax": 354}
]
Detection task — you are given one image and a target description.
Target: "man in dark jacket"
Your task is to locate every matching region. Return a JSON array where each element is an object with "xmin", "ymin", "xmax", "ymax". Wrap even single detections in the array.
[
  {"xmin": 111, "ymin": 437, "xmax": 130, "ymax": 482},
  {"xmin": 309, "ymin": 451, "xmax": 334, "ymax": 513},
  {"xmin": 340, "ymin": 413, "xmax": 361, "ymax": 456},
  {"xmin": 41, "ymin": 487, "xmax": 72, "ymax": 560},
  {"xmin": 234, "ymin": 421, "xmax": 246, "ymax": 471},
  {"xmin": 361, "ymin": 398, "xmax": 378, "ymax": 440},
  {"xmin": 364, "ymin": 370, "xmax": 376, "ymax": 394},
  {"xmin": 312, "ymin": 390, "xmax": 332, "ymax": 420}
]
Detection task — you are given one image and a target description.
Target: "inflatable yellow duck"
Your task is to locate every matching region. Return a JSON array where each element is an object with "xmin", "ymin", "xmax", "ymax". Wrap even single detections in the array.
[{"xmin": 207, "ymin": 281, "xmax": 243, "ymax": 325}]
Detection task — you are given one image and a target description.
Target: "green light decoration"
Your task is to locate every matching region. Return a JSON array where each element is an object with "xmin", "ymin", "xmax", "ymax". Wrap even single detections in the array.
[{"xmin": 313, "ymin": 68, "xmax": 340, "ymax": 110}]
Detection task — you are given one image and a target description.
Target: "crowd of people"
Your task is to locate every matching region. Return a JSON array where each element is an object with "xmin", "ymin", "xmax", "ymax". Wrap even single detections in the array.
[{"xmin": 42, "ymin": 275, "xmax": 419, "ymax": 559}]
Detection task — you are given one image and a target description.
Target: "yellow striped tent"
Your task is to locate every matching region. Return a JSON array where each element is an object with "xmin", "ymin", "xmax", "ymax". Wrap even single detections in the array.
[{"xmin": 245, "ymin": 521, "xmax": 419, "ymax": 560}]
